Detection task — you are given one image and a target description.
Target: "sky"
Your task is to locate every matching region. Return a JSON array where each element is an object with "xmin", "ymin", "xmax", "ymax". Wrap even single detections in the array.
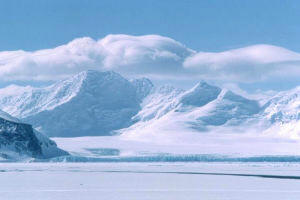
[{"xmin": 0, "ymin": 0, "xmax": 300, "ymax": 92}]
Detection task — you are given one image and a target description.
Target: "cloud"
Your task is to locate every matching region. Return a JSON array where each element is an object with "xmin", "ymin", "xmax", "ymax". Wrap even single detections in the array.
[
  {"xmin": 0, "ymin": 34, "xmax": 193, "ymax": 81},
  {"xmin": 183, "ymin": 44, "xmax": 300, "ymax": 82},
  {"xmin": 0, "ymin": 34, "xmax": 300, "ymax": 83}
]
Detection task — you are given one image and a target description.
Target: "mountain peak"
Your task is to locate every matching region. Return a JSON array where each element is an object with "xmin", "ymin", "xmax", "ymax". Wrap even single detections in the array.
[
  {"xmin": 180, "ymin": 81, "xmax": 221, "ymax": 107},
  {"xmin": 14, "ymin": 69, "xmax": 141, "ymax": 137},
  {"xmin": 74, "ymin": 70, "xmax": 122, "ymax": 81},
  {"xmin": 59, "ymin": 70, "xmax": 127, "ymax": 93},
  {"xmin": 84, "ymin": 69, "xmax": 117, "ymax": 76},
  {"xmin": 193, "ymin": 80, "xmax": 217, "ymax": 90}
]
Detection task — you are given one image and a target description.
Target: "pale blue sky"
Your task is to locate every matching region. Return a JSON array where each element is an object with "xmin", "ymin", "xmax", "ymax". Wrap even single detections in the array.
[{"xmin": 0, "ymin": 0, "xmax": 299, "ymax": 52}]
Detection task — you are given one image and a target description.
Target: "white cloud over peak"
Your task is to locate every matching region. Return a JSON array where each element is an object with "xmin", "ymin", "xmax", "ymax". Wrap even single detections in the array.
[
  {"xmin": 183, "ymin": 44, "xmax": 300, "ymax": 82},
  {"xmin": 0, "ymin": 34, "xmax": 300, "ymax": 83},
  {"xmin": 0, "ymin": 34, "xmax": 193, "ymax": 81}
]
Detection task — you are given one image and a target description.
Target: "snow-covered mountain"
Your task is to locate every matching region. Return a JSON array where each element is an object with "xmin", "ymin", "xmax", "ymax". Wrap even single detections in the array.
[
  {"xmin": 0, "ymin": 110, "xmax": 68, "ymax": 160},
  {"xmin": 121, "ymin": 81, "xmax": 262, "ymax": 141},
  {"xmin": 0, "ymin": 70, "xmax": 142, "ymax": 137},
  {"xmin": 1, "ymin": 70, "xmax": 300, "ymax": 140},
  {"xmin": 123, "ymin": 78, "xmax": 300, "ymax": 140},
  {"xmin": 261, "ymin": 87, "xmax": 300, "ymax": 138}
]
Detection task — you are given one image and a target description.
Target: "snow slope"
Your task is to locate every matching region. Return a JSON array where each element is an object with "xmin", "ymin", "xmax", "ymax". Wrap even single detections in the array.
[
  {"xmin": 261, "ymin": 87, "xmax": 300, "ymax": 139},
  {"xmin": 0, "ymin": 109, "xmax": 20, "ymax": 123},
  {"xmin": 121, "ymin": 81, "xmax": 262, "ymax": 142},
  {"xmin": 0, "ymin": 70, "xmax": 141, "ymax": 137}
]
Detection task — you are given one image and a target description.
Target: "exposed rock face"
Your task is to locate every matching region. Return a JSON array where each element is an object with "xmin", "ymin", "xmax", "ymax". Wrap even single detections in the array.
[
  {"xmin": 0, "ymin": 118, "xmax": 42, "ymax": 159},
  {"xmin": 0, "ymin": 112, "xmax": 68, "ymax": 160}
]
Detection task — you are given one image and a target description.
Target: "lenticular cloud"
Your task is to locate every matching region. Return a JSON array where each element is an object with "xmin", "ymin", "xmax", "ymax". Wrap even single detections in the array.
[
  {"xmin": 0, "ymin": 34, "xmax": 300, "ymax": 82},
  {"xmin": 183, "ymin": 44, "xmax": 300, "ymax": 82},
  {"xmin": 0, "ymin": 34, "xmax": 193, "ymax": 81}
]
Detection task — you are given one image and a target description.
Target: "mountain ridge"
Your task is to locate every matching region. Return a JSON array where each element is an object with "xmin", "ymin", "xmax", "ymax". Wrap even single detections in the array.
[
  {"xmin": 0, "ymin": 70, "xmax": 142, "ymax": 137},
  {"xmin": 0, "ymin": 70, "xmax": 299, "ymax": 139}
]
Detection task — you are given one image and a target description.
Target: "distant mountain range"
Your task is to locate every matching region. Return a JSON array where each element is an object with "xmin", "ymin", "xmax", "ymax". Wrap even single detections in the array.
[
  {"xmin": 0, "ymin": 70, "xmax": 144, "ymax": 137},
  {"xmin": 0, "ymin": 70, "xmax": 298, "ymax": 139}
]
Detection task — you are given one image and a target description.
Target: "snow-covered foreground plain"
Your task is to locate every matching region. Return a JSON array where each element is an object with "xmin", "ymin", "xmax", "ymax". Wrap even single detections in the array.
[{"xmin": 1, "ymin": 162, "xmax": 300, "ymax": 200}]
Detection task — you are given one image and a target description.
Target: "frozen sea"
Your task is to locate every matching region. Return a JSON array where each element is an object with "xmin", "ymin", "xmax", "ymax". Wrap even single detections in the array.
[{"xmin": 1, "ymin": 162, "xmax": 300, "ymax": 200}]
